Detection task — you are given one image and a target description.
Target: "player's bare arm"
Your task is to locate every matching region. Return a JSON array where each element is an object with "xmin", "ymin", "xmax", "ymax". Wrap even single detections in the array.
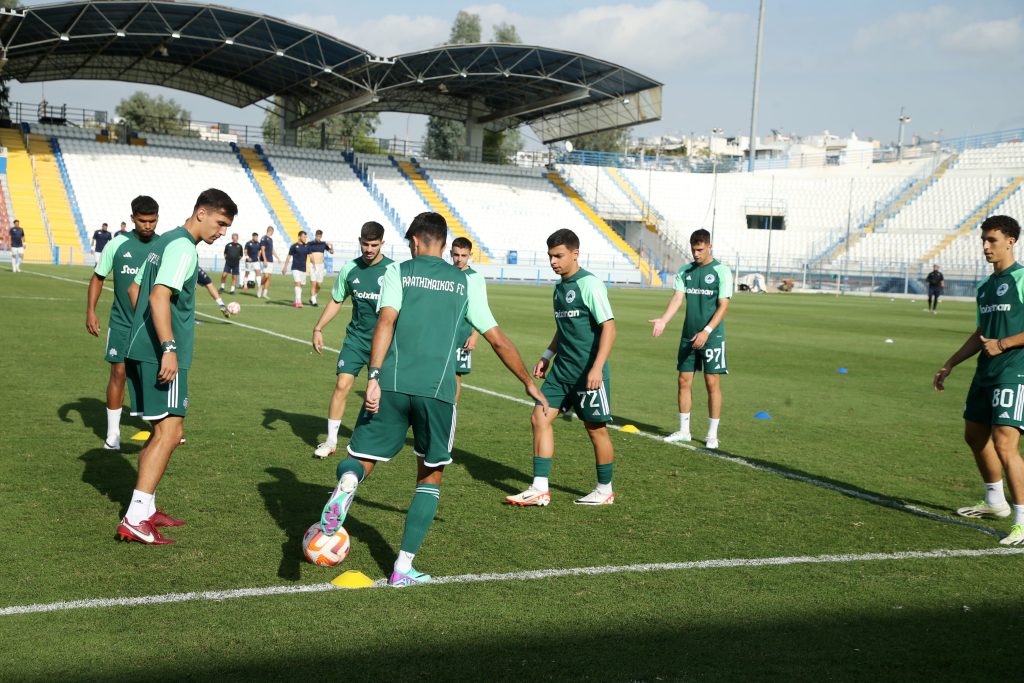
[
  {"xmin": 128, "ymin": 280, "xmax": 140, "ymax": 311},
  {"xmin": 586, "ymin": 319, "xmax": 616, "ymax": 390},
  {"xmin": 649, "ymin": 291, "xmax": 684, "ymax": 337},
  {"xmin": 86, "ymin": 273, "xmax": 105, "ymax": 336},
  {"xmin": 311, "ymin": 299, "xmax": 344, "ymax": 354},
  {"xmin": 534, "ymin": 332, "xmax": 560, "ymax": 378},
  {"xmin": 464, "ymin": 330, "xmax": 479, "ymax": 351},
  {"xmin": 364, "ymin": 307, "xmax": 398, "ymax": 413},
  {"xmin": 282, "ymin": 253, "xmax": 291, "ymax": 275},
  {"xmin": 691, "ymin": 298, "xmax": 730, "ymax": 350},
  {"xmin": 482, "ymin": 327, "xmax": 549, "ymax": 412},
  {"xmin": 934, "ymin": 328, "xmax": 983, "ymax": 391},
  {"xmin": 980, "ymin": 330, "xmax": 1024, "ymax": 357},
  {"xmin": 149, "ymin": 284, "xmax": 178, "ymax": 383}
]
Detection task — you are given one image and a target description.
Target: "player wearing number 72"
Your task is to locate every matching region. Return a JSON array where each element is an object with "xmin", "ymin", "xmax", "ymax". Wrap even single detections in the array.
[{"xmin": 649, "ymin": 228, "xmax": 733, "ymax": 450}]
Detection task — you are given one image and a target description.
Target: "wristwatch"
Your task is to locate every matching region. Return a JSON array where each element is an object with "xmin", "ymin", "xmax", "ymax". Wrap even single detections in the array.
[
  {"xmin": 368, "ymin": 366, "xmax": 381, "ymax": 380},
  {"xmin": 161, "ymin": 340, "xmax": 177, "ymax": 354}
]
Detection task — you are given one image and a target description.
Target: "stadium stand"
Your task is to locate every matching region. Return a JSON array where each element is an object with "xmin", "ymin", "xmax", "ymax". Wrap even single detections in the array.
[{"xmin": 0, "ymin": 127, "xmax": 52, "ymax": 262}]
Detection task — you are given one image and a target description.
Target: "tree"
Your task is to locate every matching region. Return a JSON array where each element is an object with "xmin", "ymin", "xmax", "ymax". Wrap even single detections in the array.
[
  {"xmin": 262, "ymin": 100, "xmax": 380, "ymax": 152},
  {"xmin": 569, "ymin": 128, "xmax": 633, "ymax": 153},
  {"xmin": 423, "ymin": 11, "xmax": 483, "ymax": 160},
  {"xmin": 492, "ymin": 21, "xmax": 520, "ymax": 44},
  {"xmin": 449, "ymin": 10, "xmax": 482, "ymax": 43},
  {"xmin": 115, "ymin": 92, "xmax": 192, "ymax": 135},
  {"xmin": 483, "ymin": 21, "xmax": 524, "ymax": 163}
]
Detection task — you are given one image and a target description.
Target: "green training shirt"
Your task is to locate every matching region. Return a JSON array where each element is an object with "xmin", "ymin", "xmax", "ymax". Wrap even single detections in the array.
[
  {"xmin": 94, "ymin": 231, "xmax": 149, "ymax": 331},
  {"xmin": 377, "ymin": 255, "xmax": 497, "ymax": 404},
  {"xmin": 974, "ymin": 263, "xmax": 1024, "ymax": 384},
  {"xmin": 126, "ymin": 226, "xmax": 200, "ymax": 369},
  {"xmin": 676, "ymin": 259, "xmax": 733, "ymax": 339},
  {"xmin": 455, "ymin": 267, "xmax": 485, "ymax": 344},
  {"xmin": 550, "ymin": 268, "xmax": 614, "ymax": 384},
  {"xmin": 331, "ymin": 255, "xmax": 394, "ymax": 347}
]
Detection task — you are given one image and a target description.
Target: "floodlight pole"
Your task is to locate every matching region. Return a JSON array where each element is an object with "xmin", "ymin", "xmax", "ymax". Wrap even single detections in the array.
[{"xmin": 747, "ymin": 0, "xmax": 766, "ymax": 173}]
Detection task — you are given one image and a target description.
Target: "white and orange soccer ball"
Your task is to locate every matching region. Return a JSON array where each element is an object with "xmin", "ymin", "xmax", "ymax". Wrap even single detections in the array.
[
  {"xmin": 226, "ymin": 301, "xmax": 241, "ymax": 315},
  {"xmin": 302, "ymin": 522, "xmax": 351, "ymax": 566}
]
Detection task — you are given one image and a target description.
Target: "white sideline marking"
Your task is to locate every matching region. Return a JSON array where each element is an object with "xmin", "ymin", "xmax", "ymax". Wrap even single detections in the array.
[
  {"xmin": 28, "ymin": 268, "xmax": 1001, "ymax": 538},
  {"xmin": 2, "ymin": 546, "xmax": 1022, "ymax": 617}
]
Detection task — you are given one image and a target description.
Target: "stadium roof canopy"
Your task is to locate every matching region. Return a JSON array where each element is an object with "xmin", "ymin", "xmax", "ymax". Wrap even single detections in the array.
[{"xmin": 0, "ymin": 1, "xmax": 662, "ymax": 143}]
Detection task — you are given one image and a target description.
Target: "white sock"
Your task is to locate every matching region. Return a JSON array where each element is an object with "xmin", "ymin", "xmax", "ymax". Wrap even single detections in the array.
[
  {"xmin": 985, "ymin": 480, "xmax": 1008, "ymax": 508},
  {"xmin": 596, "ymin": 482, "xmax": 612, "ymax": 495},
  {"xmin": 106, "ymin": 407, "xmax": 122, "ymax": 438},
  {"xmin": 394, "ymin": 550, "xmax": 416, "ymax": 574},
  {"xmin": 311, "ymin": 294, "xmax": 317, "ymax": 304},
  {"xmin": 125, "ymin": 489, "xmax": 154, "ymax": 525},
  {"xmin": 339, "ymin": 471, "xmax": 360, "ymax": 493},
  {"xmin": 532, "ymin": 476, "xmax": 549, "ymax": 493},
  {"xmin": 326, "ymin": 418, "xmax": 341, "ymax": 445},
  {"xmin": 215, "ymin": 297, "xmax": 225, "ymax": 306},
  {"xmin": 1015, "ymin": 504, "xmax": 1024, "ymax": 526},
  {"xmin": 708, "ymin": 418, "xmax": 720, "ymax": 439},
  {"xmin": 294, "ymin": 286, "xmax": 302, "ymax": 303},
  {"xmin": 257, "ymin": 286, "xmax": 263, "ymax": 297},
  {"xmin": 679, "ymin": 412, "xmax": 690, "ymax": 434}
]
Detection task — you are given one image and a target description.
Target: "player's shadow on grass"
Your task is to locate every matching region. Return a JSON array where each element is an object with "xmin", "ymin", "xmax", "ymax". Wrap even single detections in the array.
[
  {"xmin": 453, "ymin": 447, "xmax": 588, "ymax": 498},
  {"xmin": 59, "ymin": 397, "xmax": 146, "ymax": 440},
  {"xmin": 261, "ymin": 408, "xmax": 352, "ymax": 449},
  {"xmin": 259, "ymin": 467, "xmax": 398, "ymax": 581},
  {"xmin": 79, "ymin": 446, "xmax": 142, "ymax": 513}
]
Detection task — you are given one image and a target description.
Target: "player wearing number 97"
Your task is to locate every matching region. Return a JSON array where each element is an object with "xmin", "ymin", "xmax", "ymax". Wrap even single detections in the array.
[
  {"xmin": 506, "ymin": 228, "xmax": 618, "ymax": 507},
  {"xmin": 649, "ymin": 228, "xmax": 733, "ymax": 450},
  {"xmin": 933, "ymin": 215, "xmax": 1024, "ymax": 546}
]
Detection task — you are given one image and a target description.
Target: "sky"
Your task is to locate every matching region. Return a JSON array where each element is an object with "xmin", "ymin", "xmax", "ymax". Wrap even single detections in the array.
[{"xmin": 10, "ymin": 0, "xmax": 1024, "ymax": 148}]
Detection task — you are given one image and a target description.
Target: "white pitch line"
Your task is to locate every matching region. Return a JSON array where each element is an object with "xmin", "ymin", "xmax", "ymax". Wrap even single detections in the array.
[
  {"xmin": 2, "ymin": 546, "xmax": 1022, "ymax": 617},
  {"xmin": 28, "ymin": 268, "xmax": 1001, "ymax": 538}
]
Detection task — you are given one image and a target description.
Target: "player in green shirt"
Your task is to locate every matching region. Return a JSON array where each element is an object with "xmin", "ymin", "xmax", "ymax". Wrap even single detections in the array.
[
  {"xmin": 450, "ymin": 236, "xmax": 485, "ymax": 403},
  {"xmin": 506, "ymin": 228, "xmax": 618, "ymax": 507},
  {"xmin": 649, "ymin": 229, "xmax": 733, "ymax": 449},
  {"xmin": 934, "ymin": 215, "xmax": 1024, "ymax": 545},
  {"xmin": 115, "ymin": 189, "xmax": 237, "ymax": 546},
  {"xmin": 311, "ymin": 221, "xmax": 393, "ymax": 458},
  {"xmin": 85, "ymin": 195, "xmax": 159, "ymax": 451},
  {"xmin": 316, "ymin": 211, "xmax": 547, "ymax": 586}
]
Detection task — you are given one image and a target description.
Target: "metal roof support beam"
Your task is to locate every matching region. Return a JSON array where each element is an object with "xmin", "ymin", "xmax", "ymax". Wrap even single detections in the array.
[
  {"xmin": 293, "ymin": 90, "xmax": 376, "ymax": 127},
  {"xmin": 477, "ymin": 86, "xmax": 590, "ymax": 124}
]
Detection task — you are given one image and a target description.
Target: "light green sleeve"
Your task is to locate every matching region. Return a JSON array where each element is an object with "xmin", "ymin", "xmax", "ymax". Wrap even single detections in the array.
[
  {"xmin": 93, "ymin": 234, "xmax": 127, "ymax": 278},
  {"xmin": 1013, "ymin": 270, "xmax": 1024, "ymax": 305},
  {"xmin": 673, "ymin": 267, "xmax": 687, "ymax": 292},
  {"xmin": 466, "ymin": 271, "xmax": 497, "ymax": 334},
  {"xmin": 714, "ymin": 263, "xmax": 734, "ymax": 299},
  {"xmin": 580, "ymin": 275, "xmax": 614, "ymax": 324},
  {"xmin": 154, "ymin": 238, "xmax": 198, "ymax": 293},
  {"xmin": 378, "ymin": 261, "xmax": 403, "ymax": 313},
  {"xmin": 331, "ymin": 260, "xmax": 357, "ymax": 303}
]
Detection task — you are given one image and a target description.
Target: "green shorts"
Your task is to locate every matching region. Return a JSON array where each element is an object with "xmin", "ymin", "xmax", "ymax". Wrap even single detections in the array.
[
  {"xmin": 336, "ymin": 337, "xmax": 370, "ymax": 377},
  {"xmin": 126, "ymin": 359, "xmax": 188, "ymax": 421},
  {"xmin": 964, "ymin": 381, "xmax": 1024, "ymax": 429},
  {"xmin": 455, "ymin": 347, "xmax": 472, "ymax": 376},
  {"xmin": 678, "ymin": 336, "xmax": 728, "ymax": 374},
  {"xmin": 347, "ymin": 390, "xmax": 456, "ymax": 467},
  {"xmin": 541, "ymin": 375, "xmax": 612, "ymax": 423},
  {"xmin": 105, "ymin": 324, "xmax": 130, "ymax": 364}
]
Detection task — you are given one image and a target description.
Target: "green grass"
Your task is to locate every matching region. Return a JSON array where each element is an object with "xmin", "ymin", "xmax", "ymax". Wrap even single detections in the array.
[{"xmin": 1, "ymin": 264, "xmax": 1022, "ymax": 681}]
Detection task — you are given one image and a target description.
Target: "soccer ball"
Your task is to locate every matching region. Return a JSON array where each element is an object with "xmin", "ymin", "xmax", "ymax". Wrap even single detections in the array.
[
  {"xmin": 302, "ymin": 522, "xmax": 350, "ymax": 566},
  {"xmin": 226, "ymin": 301, "xmax": 241, "ymax": 315}
]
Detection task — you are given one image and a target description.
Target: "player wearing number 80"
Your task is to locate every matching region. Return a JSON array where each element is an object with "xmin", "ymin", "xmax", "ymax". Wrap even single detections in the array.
[
  {"xmin": 649, "ymin": 229, "xmax": 732, "ymax": 449},
  {"xmin": 934, "ymin": 215, "xmax": 1024, "ymax": 545},
  {"xmin": 506, "ymin": 229, "xmax": 617, "ymax": 507}
]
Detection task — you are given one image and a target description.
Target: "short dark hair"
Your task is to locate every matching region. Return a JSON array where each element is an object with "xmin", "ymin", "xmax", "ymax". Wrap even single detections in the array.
[
  {"xmin": 131, "ymin": 195, "xmax": 159, "ymax": 216},
  {"xmin": 452, "ymin": 237, "xmax": 473, "ymax": 251},
  {"xmin": 980, "ymin": 215, "xmax": 1021, "ymax": 241},
  {"xmin": 315, "ymin": 229, "xmax": 323, "ymax": 236},
  {"xmin": 251, "ymin": 232, "xmax": 258, "ymax": 238},
  {"xmin": 101, "ymin": 223, "xmax": 108, "ymax": 228},
  {"xmin": 194, "ymin": 188, "xmax": 238, "ymax": 218},
  {"xmin": 360, "ymin": 221, "xmax": 385, "ymax": 241},
  {"xmin": 546, "ymin": 229, "xmax": 579, "ymax": 251},
  {"xmin": 405, "ymin": 212, "xmax": 447, "ymax": 246},
  {"xmin": 298, "ymin": 230, "xmax": 307, "ymax": 238},
  {"xmin": 690, "ymin": 229, "xmax": 711, "ymax": 246}
]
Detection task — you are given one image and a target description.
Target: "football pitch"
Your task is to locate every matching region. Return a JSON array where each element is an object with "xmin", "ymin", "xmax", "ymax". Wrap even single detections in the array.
[{"xmin": 2, "ymin": 264, "xmax": 1023, "ymax": 681}]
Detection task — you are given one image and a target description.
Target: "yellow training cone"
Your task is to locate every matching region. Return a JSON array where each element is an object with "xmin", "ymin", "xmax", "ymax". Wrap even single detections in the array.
[
  {"xmin": 620, "ymin": 424, "xmax": 640, "ymax": 433},
  {"xmin": 331, "ymin": 570, "xmax": 375, "ymax": 589},
  {"xmin": 130, "ymin": 431, "xmax": 151, "ymax": 441}
]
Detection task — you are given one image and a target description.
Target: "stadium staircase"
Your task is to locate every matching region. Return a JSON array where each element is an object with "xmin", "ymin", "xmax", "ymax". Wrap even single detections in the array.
[
  {"xmin": 26, "ymin": 134, "xmax": 84, "ymax": 261},
  {"xmin": 49, "ymin": 137, "xmax": 90, "ymax": 255},
  {"xmin": 605, "ymin": 166, "xmax": 664, "ymax": 230},
  {"xmin": 392, "ymin": 158, "xmax": 492, "ymax": 263},
  {"xmin": 922, "ymin": 176, "xmax": 1024, "ymax": 264},
  {"xmin": 0, "ymin": 128, "xmax": 51, "ymax": 262},
  {"xmin": 253, "ymin": 145, "xmax": 311, "ymax": 235},
  {"xmin": 233, "ymin": 145, "xmax": 302, "ymax": 242},
  {"xmin": 546, "ymin": 170, "xmax": 663, "ymax": 286},
  {"xmin": 344, "ymin": 152, "xmax": 404, "ymax": 233},
  {"xmin": 812, "ymin": 154, "xmax": 958, "ymax": 269}
]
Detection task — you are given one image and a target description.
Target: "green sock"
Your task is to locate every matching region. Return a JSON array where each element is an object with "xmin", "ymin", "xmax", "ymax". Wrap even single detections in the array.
[
  {"xmin": 336, "ymin": 457, "xmax": 366, "ymax": 483},
  {"xmin": 533, "ymin": 456, "xmax": 552, "ymax": 478},
  {"xmin": 596, "ymin": 462, "xmax": 614, "ymax": 486},
  {"xmin": 399, "ymin": 484, "xmax": 441, "ymax": 554}
]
